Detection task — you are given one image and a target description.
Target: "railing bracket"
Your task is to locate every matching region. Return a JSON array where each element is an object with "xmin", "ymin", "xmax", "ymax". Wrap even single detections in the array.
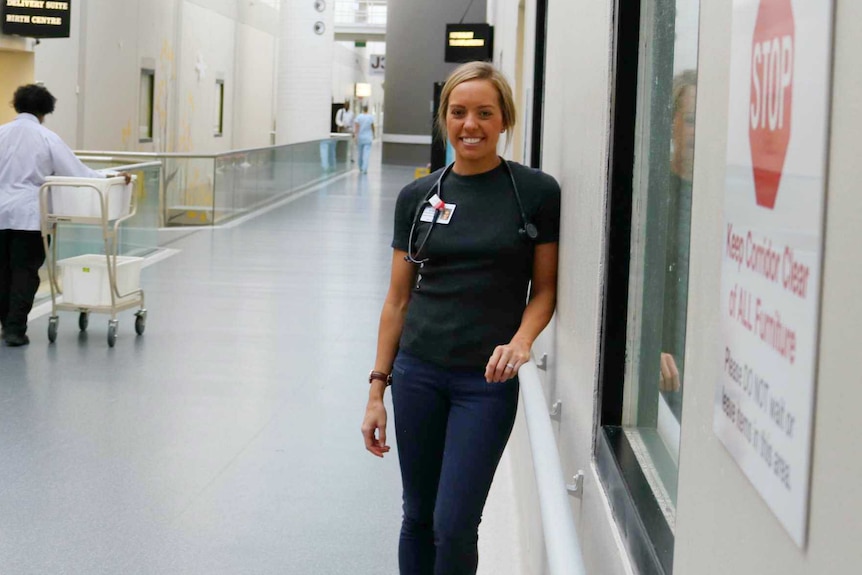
[
  {"xmin": 536, "ymin": 353, "xmax": 548, "ymax": 371},
  {"xmin": 566, "ymin": 471, "xmax": 585, "ymax": 498}
]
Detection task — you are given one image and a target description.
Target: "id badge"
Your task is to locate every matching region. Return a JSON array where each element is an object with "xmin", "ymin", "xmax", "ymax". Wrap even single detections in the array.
[{"xmin": 419, "ymin": 203, "xmax": 457, "ymax": 224}]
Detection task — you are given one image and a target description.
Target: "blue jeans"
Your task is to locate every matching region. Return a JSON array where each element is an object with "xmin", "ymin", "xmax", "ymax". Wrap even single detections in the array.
[
  {"xmin": 391, "ymin": 351, "xmax": 519, "ymax": 575},
  {"xmin": 358, "ymin": 141, "xmax": 372, "ymax": 173}
]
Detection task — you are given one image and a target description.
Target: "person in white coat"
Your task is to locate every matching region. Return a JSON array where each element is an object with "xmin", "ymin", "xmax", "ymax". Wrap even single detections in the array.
[
  {"xmin": 0, "ymin": 84, "xmax": 127, "ymax": 346},
  {"xmin": 336, "ymin": 101, "xmax": 356, "ymax": 163}
]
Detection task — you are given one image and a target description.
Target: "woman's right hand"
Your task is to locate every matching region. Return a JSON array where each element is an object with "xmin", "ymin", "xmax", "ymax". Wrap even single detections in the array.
[{"xmin": 361, "ymin": 399, "xmax": 390, "ymax": 457}]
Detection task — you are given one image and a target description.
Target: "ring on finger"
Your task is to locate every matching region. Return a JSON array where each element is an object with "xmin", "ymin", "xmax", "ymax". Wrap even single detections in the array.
[{"xmin": 505, "ymin": 363, "xmax": 515, "ymax": 370}]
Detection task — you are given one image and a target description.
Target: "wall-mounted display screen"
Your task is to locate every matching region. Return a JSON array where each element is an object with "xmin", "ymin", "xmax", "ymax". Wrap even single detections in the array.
[
  {"xmin": 2, "ymin": 0, "xmax": 72, "ymax": 39},
  {"xmin": 445, "ymin": 23, "xmax": 493, "ymax": 63}
]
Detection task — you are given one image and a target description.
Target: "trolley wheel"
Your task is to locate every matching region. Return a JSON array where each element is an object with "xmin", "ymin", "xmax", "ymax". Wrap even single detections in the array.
[
  {"xmin": 78, "ymin": 312, "xmax": 89, "ymax": 332},
  {"xmin": 47, "ymin": 316, "xmax": 59, "ymax": 343},
  {"xmin": 134, "ymin": 313, "xmax": 146, "ymax": 336},
  {"xmin": 107, "ymin": 321, "xmax": 118, "ymax": 347}
]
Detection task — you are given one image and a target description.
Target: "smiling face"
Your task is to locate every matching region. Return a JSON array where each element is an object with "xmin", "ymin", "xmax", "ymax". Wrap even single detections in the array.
[{"xmin": 446, "ymin": 79, "xmax": 506, "ymax": 175}]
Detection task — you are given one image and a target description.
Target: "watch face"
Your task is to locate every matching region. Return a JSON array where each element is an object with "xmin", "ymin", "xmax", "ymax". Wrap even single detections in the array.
[
  {"xmin": 314, "ymin": 0, "xmax": 326, "ymax": 12},
  {"xmin": 314, "ymin": 21, "xmax": 326, "ymax": 35}
]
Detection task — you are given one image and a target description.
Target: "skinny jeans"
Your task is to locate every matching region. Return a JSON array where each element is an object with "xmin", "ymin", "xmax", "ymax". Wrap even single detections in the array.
[
  {"xmin": 0, "ymin": 230, "xmax": 46, "ymax": 337},
  {"xmin": 391, "ymin": 351, "xmax": 519, "ymax": 575}
]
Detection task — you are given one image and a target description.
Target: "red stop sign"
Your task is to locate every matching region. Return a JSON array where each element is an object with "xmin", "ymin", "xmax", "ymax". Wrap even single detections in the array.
[{"xmin": 749, "ymin": 0, "xmax": 794, "ymax": 209}]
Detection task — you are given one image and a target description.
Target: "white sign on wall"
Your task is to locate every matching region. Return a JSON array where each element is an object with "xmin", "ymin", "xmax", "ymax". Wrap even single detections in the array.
[
  {"xmin": 714, "ymin": 0, "xmax": 833, "ymax": 547},
  {"xmin": 370, "ymin": 54, "xmax": 385, "ymax": 75}
]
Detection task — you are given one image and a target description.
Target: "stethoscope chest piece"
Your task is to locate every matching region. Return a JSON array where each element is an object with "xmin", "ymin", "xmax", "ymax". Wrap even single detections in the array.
[{"xmin": 521, "ymin": 222, "xmax": 539, "ymax": 241}]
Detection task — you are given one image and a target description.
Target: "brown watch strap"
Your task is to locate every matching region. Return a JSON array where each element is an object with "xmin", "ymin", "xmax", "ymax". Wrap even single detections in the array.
[{"xmin": 369, "ymin": 370, "xmax": 392, "ymax": 385}]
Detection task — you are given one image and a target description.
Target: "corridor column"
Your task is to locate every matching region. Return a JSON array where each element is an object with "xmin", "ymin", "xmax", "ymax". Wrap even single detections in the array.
[{"xmin": 277, "ymin": 0, "xmax": 335, "ymax": 144}]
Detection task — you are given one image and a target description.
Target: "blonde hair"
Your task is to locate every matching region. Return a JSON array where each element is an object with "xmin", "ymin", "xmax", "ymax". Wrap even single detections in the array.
[{"xmin": 436, "ymin": 61, "xmax": 516, "ymax": 148}]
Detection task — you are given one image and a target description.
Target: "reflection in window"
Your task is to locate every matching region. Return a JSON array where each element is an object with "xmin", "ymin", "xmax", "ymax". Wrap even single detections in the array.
[
  {"xmin": 622, "ymin": 0, "xmax": 699, "ymax": 535},
  {"xmin": 661, "ymin": 69, "xmax": 696, "ymax": 420}
]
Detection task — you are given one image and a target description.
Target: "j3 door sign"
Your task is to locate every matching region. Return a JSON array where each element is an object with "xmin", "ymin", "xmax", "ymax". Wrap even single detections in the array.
[{"xmin": 370, "ymin": 54, "xmax": 385, "ymax": 75}]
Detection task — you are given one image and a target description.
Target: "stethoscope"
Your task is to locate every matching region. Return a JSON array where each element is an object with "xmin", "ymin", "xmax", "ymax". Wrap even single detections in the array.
[{"xmin": 405, "ymin": 158, "xmax": 538, "ymax": 266}]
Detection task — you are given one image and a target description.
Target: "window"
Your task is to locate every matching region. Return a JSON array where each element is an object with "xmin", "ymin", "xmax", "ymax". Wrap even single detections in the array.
[
  {"xmin": 214, "ymin": 79, "xmax": 225, "ymax": 137},
  {"xmin": 139, "ymin": 69, "xmax": 154, "ymax": 142},
  {"xmin": 598, "ymin": 1, "xmax": 700, "ymax": 574}
]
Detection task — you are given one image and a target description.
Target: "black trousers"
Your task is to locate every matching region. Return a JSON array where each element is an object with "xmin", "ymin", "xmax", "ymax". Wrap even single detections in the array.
[{"xmin": 0, "ymin": 230, "xmax": 46, "ymax": 337}]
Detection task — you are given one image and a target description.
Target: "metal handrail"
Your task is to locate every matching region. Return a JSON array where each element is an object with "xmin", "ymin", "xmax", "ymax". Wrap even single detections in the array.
[
  {"xmin": 74, "ymin": 135, "xmax": 347, "ymax": 160},
  {"xmin": 77, "ymin": 138, "xmax": 350, "ymax": 227},
  {"xmin": 519, "ymin": 360, "xmax": 588, "ymax": 574}
]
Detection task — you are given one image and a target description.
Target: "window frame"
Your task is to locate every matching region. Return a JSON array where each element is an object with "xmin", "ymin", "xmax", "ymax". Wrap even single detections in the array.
[
  {"xmin": 595, "ymin": 0, "xmax": 699, "ymax": 573},
  {"xmin": 214, "ymin": 78, "xmax": 225, "ymax": 138},
  {"xmin": 139, "ymin": 68, "xmax": 155, "ymax": 143}
]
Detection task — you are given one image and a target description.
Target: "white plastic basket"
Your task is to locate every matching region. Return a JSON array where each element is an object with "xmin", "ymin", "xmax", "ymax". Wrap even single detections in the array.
[
  {"xmin": 57, "ymin": 254, "xmax": 143, "ymax": 307},
  {"xmin": 44, "ymin": 176, "xmax": 134, "ymax": 220}
]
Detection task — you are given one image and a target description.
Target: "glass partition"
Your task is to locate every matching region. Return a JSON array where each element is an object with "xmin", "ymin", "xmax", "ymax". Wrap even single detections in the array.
[
  {"xmin": 163, "ymin": 156, "xmax": 218, "ymax": 225},
  {"xmin": 212, "ymin": 138, "xmax": 349, "ymax": 224},
  {"xmin": 77, "ymin": 137, "xmax": 349, "ymax": 227},
  {"xmin": 35, "ymin": 138, "xmax": 347, "ymax": 305},
  {"xmin": 54, "ymin": 161, "xmax": 162, "ymax": 260}
]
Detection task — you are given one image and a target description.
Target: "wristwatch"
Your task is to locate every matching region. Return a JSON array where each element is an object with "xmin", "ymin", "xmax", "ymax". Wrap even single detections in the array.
[{"xmin": 369, "ymin": 370, "xmax": 392, "ymax": 386}]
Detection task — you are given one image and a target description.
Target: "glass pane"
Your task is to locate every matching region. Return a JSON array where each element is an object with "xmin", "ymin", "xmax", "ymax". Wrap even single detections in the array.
[{"xmin": 622, "ymin": 0, "xmax": 700, "ymax": 525}]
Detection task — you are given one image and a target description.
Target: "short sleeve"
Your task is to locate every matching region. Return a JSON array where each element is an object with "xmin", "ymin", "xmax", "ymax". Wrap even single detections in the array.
[
  {"xmin": 391, "ymin": 182, "xmax": 420, "ymax": 251},
  {"xmin": 532, "ymin": 174, "xmax": 561, "ymax": 244}
]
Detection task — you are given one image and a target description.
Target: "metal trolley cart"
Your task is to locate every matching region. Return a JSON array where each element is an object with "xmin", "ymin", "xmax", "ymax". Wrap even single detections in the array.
[{"xmin": 38, "ymin": 175, "xmax": 147, "ymax": 347}]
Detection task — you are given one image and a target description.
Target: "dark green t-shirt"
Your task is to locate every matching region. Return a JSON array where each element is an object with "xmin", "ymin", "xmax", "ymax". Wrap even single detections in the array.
[{"xmin": 392, "ymin": 161, "xmax": 561, "ymax": 369}]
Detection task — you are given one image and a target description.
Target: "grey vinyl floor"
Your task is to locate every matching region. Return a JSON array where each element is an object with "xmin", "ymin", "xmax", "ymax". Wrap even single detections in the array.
[{"xmin": 0, "ymin": 158, "xmax": 411, "ymax": 574}]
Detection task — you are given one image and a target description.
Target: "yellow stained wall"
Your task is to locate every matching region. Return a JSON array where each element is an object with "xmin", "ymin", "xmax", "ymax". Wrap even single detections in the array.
[{"xmin": 0, "ymin": 50, "xmax": 34, "ymax": 124}]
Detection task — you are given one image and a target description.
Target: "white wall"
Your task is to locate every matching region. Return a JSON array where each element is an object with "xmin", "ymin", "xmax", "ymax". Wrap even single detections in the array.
[
  {"xmin": 490, "ymin": 0, "xmax": 633, "ymax": 573},
  {"xmin": 234, "ymin": 23, "xmax": 277, "ymax": 148},
  {"xmin": 32, "ymin": 0, "xmax": 278, "ymax": 153},
  {"xmin": 30, "ymin": 0, "xmax": 81, "ymax": 145},
  {"xmin": 538, "ymin": 0, "xmax": 632, "ymax": 572},
  {"xmin": 276, "ymin": 0, "xmax": 334, "ymax": 144},
  {"xmin": 488, "ymin": 0, "xmax": 538, "ymax": 164},
  {"xmin": 178, "ymin": 1, "xmax": 236, "ymax": 153}
]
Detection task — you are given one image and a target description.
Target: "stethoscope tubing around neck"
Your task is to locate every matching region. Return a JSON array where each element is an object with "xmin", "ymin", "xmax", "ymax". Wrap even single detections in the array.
[{"xmin": 404, "ymin": 157, "xmax": 537, "ymax": 266}]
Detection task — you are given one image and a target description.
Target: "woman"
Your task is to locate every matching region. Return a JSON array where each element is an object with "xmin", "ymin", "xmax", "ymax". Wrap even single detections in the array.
[
  {"xmin": 360, "ymin": 62, "xmax": 560, "ymax": 575},
  {"xmin": 353, "ymin": 104, "xmax": 375, "ymax": 174}
]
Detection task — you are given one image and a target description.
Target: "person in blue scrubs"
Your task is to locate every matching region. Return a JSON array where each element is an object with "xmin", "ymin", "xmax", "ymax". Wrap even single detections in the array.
[{"xmin": 354, "ymin": 104, "xmax": 375, "ymax": 174}]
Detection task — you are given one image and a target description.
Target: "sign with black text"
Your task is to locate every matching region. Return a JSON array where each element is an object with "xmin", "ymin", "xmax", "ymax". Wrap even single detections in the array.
[
  {"xmin": 370, "ymin": 54, "xmax": 385, "ymax": 75},
  {"xmin": 445, "ymin": 23, "xmax": 493, "ymax": 63},
  {"xmin": 2, "ymin": 0, "xmax": 71, "ymax": 38},
  {"xmin": 715, "ymin": 0, "xmax": 833, "ymax": 548}
]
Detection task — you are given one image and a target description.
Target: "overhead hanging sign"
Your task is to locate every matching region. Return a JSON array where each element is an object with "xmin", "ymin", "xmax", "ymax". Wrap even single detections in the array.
[
  {"xmin": 445, "ymin": 23, "xmax": 493, "ymax": 63},
  {"xmin": 714, "ymin": 0, "xmax": 833, "ymax": 548},
  {"xmin": 1, "ymin": 0, "xmax": 72, "ymax": 39}
]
